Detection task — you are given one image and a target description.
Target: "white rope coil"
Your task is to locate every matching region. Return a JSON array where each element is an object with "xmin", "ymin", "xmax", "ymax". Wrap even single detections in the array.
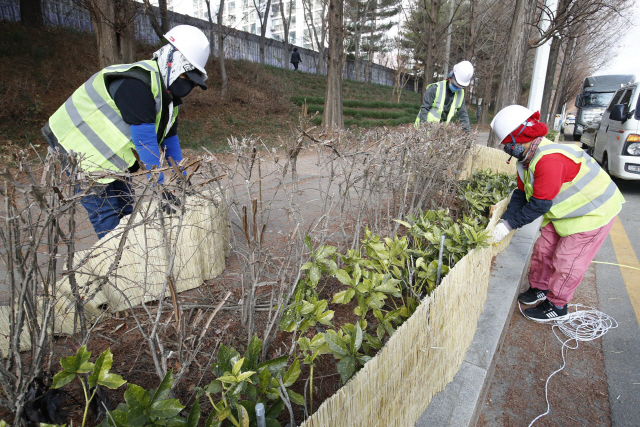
[{"xmin": 521, "ymin": 303, "xmax": 618, "ymax": 427}]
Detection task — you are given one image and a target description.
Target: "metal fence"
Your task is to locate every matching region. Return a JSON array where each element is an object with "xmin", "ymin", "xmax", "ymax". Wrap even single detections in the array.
[{"xmin": 0, "ymin": 0, "xmax": 400, "ymax": 87}]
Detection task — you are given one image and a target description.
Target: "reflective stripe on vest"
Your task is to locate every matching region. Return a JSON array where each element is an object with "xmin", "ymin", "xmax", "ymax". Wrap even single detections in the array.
[
  {"xmin": 516, "ymin": 138, "xmax": 624, "ymax": 235},
  {"xmin": 48, "ymin": 60, "xmax": 177, "ymax": 178},
  {"xmin": 425, "ymin": 80, "xmax": 464, "ymax": 123}
]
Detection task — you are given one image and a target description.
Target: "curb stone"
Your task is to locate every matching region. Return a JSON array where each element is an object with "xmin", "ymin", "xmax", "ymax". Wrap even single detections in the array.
[{"xmin": 416, "ymin": 217, "xmax": 542, "ymax": 427}]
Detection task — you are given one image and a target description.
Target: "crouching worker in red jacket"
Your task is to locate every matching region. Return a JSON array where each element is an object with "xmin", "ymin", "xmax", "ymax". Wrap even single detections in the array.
[{"xmin": 490, "ymin": 105, "xmax": 624, "ymax": 321}]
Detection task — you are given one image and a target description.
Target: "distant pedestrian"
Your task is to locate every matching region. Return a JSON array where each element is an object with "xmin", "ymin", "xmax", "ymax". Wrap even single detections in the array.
[{"xmin": 290, "ymin": 47, "xmax": 301, "ymax": 71}]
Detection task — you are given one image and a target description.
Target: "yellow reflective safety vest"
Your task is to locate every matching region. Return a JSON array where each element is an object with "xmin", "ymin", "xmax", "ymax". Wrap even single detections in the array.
[
  {"xmin": 517, "ymin": 138, "xmax": 624, "ymax": 236},
  {"xmin": 421, "ymin": 80, "xmax": 465, "ymax": 123},
  {"xmin": 47, "ymin": 60, "xmax": 179, "ymax": 181}
]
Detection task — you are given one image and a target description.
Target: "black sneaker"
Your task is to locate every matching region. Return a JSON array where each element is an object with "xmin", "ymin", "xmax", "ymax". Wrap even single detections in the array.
[
  {"xmin": 523, "ymin": 300, "xmax": 569, "ymax": 322},
  {"xmin": 518, "ymin": 287, "xmax": 549, "ymax": 305}
]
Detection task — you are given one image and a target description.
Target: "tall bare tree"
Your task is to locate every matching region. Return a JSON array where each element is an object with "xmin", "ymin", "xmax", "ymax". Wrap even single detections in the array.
[
  {"xmin": 141, "ymin": 0, "xmax": 169, "ymax": 40},
  {"xmin": 158, "ymin": 0, "xmax": 170, "ymax": 32},
  {"xmin": 278, "ymin": 0, "xmax": 295, "ymax": 68},
  {"xmin": 253, "ymin": 0, "xmax": 273, "ymax": 64},
  {"xmin": 302, "ymin": 0, "xmax": 329, "ymax": 73},
  {"xmin": 204, "ymin": 0, "xmax": 229, "ymax": 98},
  {"xmin": 535, "ymin": 0, "xmax": 631, "ymax": 124},
  {"xmin": 20, "ymin": 0, "xmax": 43, "ymax": 27},
  {"xmin": 345, "ymin": 0, "xmax": 374, "ymax": 81},
  {"xmin": 488, "ymin": 0, "xmax": 536, "ymax": 147},
  {"xmin": 323, "ymin": 0, "xmax": 344, "ymax": 129},
  {"xmin": 539, "ymin": 35, "xmax": 561, "ymax": 124},
  {"xmin": 85, "ymin": 0, "xmax": 137, "ymax": 68}
]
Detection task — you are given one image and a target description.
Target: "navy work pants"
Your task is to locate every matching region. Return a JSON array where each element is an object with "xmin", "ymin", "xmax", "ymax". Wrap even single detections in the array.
[{"xmin": 81, "ymin": 179, "xmax": 134, "ymax": 239}]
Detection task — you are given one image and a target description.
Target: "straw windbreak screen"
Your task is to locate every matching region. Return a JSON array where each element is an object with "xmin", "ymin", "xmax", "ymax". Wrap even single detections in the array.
[
  {"xmin": 459, "ymin": 144, "xmax": 517, "ymax": 180},
  {"xmin": 300, "ymin": 197, "xmax": 514, "ymax": 427}
]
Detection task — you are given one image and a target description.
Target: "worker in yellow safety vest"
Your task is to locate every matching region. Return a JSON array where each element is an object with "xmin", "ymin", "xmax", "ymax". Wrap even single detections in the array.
[
  {"xmin": 491, "ymin": 105, "xmax": 624, "ymax": 321},
  {"xmin": 414, "ymin": 60, "xmax": 474, "ymax": 133},
  {"xmin": 42, "ymin": 25, "xmax": 210, "ymax": 239}
]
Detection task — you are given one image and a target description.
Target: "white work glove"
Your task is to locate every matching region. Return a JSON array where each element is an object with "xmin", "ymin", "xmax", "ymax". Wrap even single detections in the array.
[{"xmin": 492, "ymin": 221, "xmax": 511, "ymax": 244}]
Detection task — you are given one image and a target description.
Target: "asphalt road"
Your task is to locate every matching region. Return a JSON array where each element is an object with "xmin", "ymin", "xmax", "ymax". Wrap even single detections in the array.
[
  {"xmin": 558, "ymin": 127, "xmax": 640, "ymax": 425},
  {"xmin": 593, "ymin": 178, "xmax": 640, "ymax": 426},
  {"xmin": 560, "ymin": 124, "xmax": 640, "ymax": 424}
]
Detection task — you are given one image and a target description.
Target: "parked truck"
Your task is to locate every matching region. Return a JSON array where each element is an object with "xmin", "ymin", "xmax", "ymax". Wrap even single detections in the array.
[{"xmin": 573, "ymin": 74, "xmax": 635, "ymax": 141}]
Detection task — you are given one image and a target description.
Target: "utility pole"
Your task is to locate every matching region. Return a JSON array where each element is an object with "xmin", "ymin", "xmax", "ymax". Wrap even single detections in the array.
[
  {"xmin": 527, "ymin": 0, "xmax": 558, "ymax": 111},
  {"xmin": 443, "ymin": 0, "xmax": 455, "ymax": 76}
]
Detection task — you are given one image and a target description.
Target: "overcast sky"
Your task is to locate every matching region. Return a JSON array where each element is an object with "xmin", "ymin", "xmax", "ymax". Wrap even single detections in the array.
[{"xmin": 595, "ymin": 4, "xmax": 640, "ymax": 76}]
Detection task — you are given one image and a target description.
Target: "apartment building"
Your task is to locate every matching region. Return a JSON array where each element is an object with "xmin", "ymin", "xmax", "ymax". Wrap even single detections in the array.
[{"xmin": 157, "ymin": 0, "xmax": 325, "ymax": 51}]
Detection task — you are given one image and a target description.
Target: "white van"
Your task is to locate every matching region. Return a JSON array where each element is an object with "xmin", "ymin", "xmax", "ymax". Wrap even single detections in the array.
[{"xmin": 584, "ymin": 83, "xmax": 640, "ymax": 180}]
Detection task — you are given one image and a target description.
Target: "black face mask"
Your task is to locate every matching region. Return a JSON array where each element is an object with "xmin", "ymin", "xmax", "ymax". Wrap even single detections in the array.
[
  {"xmin": 169, "ymin": 78, "xmax": 194, "ymax": 99},
  {"xmin": 503, "ymin": 140, "xmax": 527, "ymax": 162}
]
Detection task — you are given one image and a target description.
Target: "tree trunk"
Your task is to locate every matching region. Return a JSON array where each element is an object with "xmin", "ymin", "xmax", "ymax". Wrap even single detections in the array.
[
  {"xmin": 207, "ymin": 0, "xmax": 228, "ymax": 98},
  {"xmin": 20, "ymin": 0, "xmax": 43, "ymax": 27},
  {"xmin": 322, "ymin": 0, "xmax": 344, "ymax": 130},
  {"xmin": 159, "ymin": 0, "xmax": 170, "ymax": 33},
  {"xmin": 480, "ymin": 27, "xmax": 499, "ymax": 125},
  {"xmin": 280, "ymin": 0, "xmax": 293, "ymax": 68},
  {"xmin": 443, "ymin": 0, "xmax": 454, "ymax": 75},
  {"xmin": 488, "ymin": 0, "xmax": 535, "ymax": 147},
  {"xmin": 354, "ymin": 28, "xmax": 361, "ymax": 81},
  {"xmin": 302, "ymin": 0, "xmax": 320, "ymax": 73},
  {"xmin": 550, "ymin": 37, "xmax": 576, "ymax": 120},
  {"xmin": 88, "ymin": 0, "xmax": 136, "ymax": 68},
  {"xmin": 258, "ymin": 0, "xmax": 273, "ymax": 64},
  {"xmin": 466, "ymin": 0, "xmax": 477, "ymax": 63},
  {"xmin": 421, "ymin": 0, "xmax": 440, "ymax": 98},
  {"xmin": 366, "ymin": 15, "xmax": 375, "ymax": 83},
  {"xmin": 353, "ymin": 0, "xmax": 372, "ymax": 82},
  {"xmin": 141, "ymin": 0, "xmax": 164, "ymax": 40},
  {"xmin": 539, "ymin": 35, "xmax": 560, "ymax": 124},
  {"xmin": 480, "ymin": 57, "xmax": 497, "ymax": 125}
]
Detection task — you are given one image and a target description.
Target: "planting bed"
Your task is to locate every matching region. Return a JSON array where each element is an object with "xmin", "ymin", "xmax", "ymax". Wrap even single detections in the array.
[{"xmin": 1, "ymin": 128, "xmax": 518, "ymax": 427}]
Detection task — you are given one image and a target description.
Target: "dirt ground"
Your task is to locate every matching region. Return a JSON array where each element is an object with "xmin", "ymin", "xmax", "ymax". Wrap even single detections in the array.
[
  {"xmin": 477, "ymin": 265, "xmax": 611, "ymax": 427},
  {"xmin": 0, "ymin": 149, "xmax": 406, "ymax": 425}
]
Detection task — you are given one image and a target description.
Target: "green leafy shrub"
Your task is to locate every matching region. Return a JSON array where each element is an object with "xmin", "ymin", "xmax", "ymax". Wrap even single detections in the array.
[
  {"xmin": 459, "ymin": 170, "xmax": 517, "ymax": 219},
  {"xmin": 323, "ymin": 323, "xmax": 371, "ymax": 384},
  {"xmin": 51, "ymin": 346, "xmax": 126, "ymax": 427},
  {"xmin": 200, "ymin": 335, "xmax": 303, "ymax": 427},
  {"xmin": 396, "ymin": 209, "xmax": 491, "ymax": 295},
  {"xmin": 103, "ymin": 371, "xmax": 188, "ymax": 427},
  {"xmin": 279, "ymin": 237, "xmax": 336, "ymax": 335}
]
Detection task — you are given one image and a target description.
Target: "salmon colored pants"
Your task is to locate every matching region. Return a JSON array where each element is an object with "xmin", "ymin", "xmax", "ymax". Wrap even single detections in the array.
[{"xmin": 528, "ymin": 217, "xmax": 615, "ymax": 307}]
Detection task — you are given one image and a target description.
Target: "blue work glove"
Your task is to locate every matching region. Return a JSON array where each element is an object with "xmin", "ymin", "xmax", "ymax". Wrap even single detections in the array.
[{"xmin": 131, "ymin": 123, "xmax": 165, "ymax": 184}]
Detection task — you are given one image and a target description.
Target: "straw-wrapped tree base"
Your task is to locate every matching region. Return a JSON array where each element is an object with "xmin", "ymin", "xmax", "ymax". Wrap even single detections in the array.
[{"xmin": 0, "ymin": 194, "xmax": 229, "ymax": 353}]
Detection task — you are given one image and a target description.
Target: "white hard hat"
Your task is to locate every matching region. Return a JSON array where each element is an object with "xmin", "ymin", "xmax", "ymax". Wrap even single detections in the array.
[
  {"xmin": 164, "ymin": 25, "xmax": 210, "ymax": 76},
  {"xmin": 490, "ymin": 105, "xmax": 535, "ymax": 142},
  {"xmin": 452, "ymin": 61, "xmax": 474, "ymax": 87}
]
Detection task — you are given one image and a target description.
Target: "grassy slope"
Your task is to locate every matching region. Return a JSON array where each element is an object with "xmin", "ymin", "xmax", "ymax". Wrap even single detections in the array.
[{"xmin": 0, "ymin": 21, "xmax": 460, "ymax": 154}]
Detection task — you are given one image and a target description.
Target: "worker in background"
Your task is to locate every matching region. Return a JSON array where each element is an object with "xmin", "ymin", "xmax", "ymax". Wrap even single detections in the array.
[
  {"xmin": 414, "ymin": 60, "xmax": 474, "ymax": 133},
  {"xmin": 42, "ymin": 25, "xmax": 210, "ymax": 239},
  {"xmin": 491, "ymin": 105, "xmax": 624, "ymax": 321}
]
